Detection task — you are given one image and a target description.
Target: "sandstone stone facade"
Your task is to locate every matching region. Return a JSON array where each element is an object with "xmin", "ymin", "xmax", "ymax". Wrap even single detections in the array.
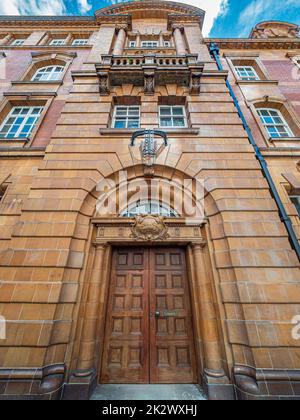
[{"xmin": 0, "ymin": 1, "xmax": 299, "ymax": 400}]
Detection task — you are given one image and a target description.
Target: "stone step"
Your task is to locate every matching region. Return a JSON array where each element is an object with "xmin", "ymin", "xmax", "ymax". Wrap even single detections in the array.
[{"xmin": 90, "ymin": 384, "xmax": 207, "ymax": 401}]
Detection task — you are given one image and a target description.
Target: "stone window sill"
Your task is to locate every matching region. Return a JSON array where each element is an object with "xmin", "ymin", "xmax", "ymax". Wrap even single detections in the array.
[
  {"xmin": 99, "ymin": 128, "xmax": 199, "ymax": 136},
  {"xmin": 0, "ymin": 137, "xmax": 29, "ymax": 143},
  {"xmin": 0, "ymin": 45, "xmax": 91, "ymax": 49},
  {"xmin": 0, "ymin": 138, "xmax": 29, "ymax": 148},
  {"xmin": 11, "ymin": 80, "xmax": 63, "ymax": 85},
  {"xmin": 269, "ymin": 136, "xmax": 300, "ymax": 142},
  {"xmin": 237, "ymin": 79, "xmax": 279, "ymax": 85}
]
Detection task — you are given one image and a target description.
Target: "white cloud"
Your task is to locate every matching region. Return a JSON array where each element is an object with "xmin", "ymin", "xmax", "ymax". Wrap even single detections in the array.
[
  {"xmin": 0, "ymin": 0, "xmax": 66, "ymax": 15},
  {"xmin": 77, "ymin": 0, "xmax": 92, "ymax": 13},
  {"xmin": 238, "ymin": 0, "xmax": 300, "ymax": 35},
  {"xmin": 165, "ymin": 0, "xmax": 229, "ymax": 36}
]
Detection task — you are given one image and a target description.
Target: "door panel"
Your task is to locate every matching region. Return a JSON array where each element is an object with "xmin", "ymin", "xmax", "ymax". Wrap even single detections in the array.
[
  {"xmin": 150, "ymin": 248, "xmax": 197, "ymax": 383},
  {"xmin": 101, "ymin": 247, "xmax": 197, "ymax": 384},
  {"xmin": 101, "ymin": 249, "xmax": 150, "ymax": 383}
]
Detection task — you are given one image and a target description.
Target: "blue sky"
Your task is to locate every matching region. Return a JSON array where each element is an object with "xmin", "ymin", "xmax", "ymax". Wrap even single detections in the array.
[{"xmin": 0, "ymin": 0, "xmax": 299, "ymax": 38}]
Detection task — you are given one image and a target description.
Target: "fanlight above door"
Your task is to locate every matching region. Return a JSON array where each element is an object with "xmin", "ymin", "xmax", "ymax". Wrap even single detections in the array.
[{"xmin": 121, "ymin": 200, "xmax": 178, "ymax": 218}]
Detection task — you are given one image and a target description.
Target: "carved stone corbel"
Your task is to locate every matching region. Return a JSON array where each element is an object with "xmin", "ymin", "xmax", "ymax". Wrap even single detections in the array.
[
  {"xmin": 144, "ymin": 70, "xmax": 155, "ymax": 95},
  {"xmin": 190, "ymin": 70, "xmax": 202, "ymax": 95},
  {"xmin": 97, "ymin": 71, "xmax": 110, "ymax": 96}
]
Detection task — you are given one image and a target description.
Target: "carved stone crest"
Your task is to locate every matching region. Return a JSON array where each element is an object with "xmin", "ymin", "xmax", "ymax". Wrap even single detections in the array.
[
  {"xmin": 251, "ymin": 22, "xmax": 300, "ymax": 39},
  {"xmin": 131, "ymin": 215, "xmax": 169, "ymax": 241}
]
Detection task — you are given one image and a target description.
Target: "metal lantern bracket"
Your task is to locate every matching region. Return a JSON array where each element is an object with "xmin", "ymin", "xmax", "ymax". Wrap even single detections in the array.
[
  {"xmin": 130, "ymin": 129, "xmax": 168, "ymax": 147},
  {"xmin": 130, "ymin": 129, "xmax": 168, "ymax": 167}
]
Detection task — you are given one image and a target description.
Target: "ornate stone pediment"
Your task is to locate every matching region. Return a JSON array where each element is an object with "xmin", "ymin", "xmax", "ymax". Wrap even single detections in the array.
[
  {"xmin": 251, "ymin": 21, "xmax": 300, "ymax": 39},
  {"xmin": 131, "ymin": 215, "xmax": 169, "ymax": 241}
]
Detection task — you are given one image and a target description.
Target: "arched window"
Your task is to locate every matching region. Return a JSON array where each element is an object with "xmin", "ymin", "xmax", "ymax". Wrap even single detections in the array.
[
  {"xmin": 121, "ymin": 200, "xmax": 178, "ymax": 217},
  {"xmin": 257, "ymin": 108, "xmax": 294, "ymax": 138},
  {"xmin": 32, "ymin": 65, "xmax": 64, "ymax": 82}
]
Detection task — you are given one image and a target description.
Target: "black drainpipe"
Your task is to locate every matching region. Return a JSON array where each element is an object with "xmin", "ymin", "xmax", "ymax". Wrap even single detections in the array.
[{"xmin": 209, "ymin": 42, "xmax": 300, "ymax": 261}]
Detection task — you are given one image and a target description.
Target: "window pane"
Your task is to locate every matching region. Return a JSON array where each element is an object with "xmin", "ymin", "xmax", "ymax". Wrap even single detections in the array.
[
  {"xmin": 258, "ymin": 110, "xmax": 269, "ymax": 116},
  {"xmin": 128, "ymin": 108, "xmax": 139, "ymax": 116},
  {"xmin": 160, "ymin": 118, "xmax": 172, "ymax": 127},
  {"xmin": 0, "ymin": 125, "xmax": 10, "ymax": 135},
  {"xmin": 160, "ymin": 107, "xmax": 171, "ymax": 116},
  {"xmin": 33, "ymin": 108, "xmax": 42, "ymax": 115},
  {"xmin": 264, "ymin": 117, "xmax": 273, "ymax": 124},
  {"xmin": 173, "ymin": 107, "xmax": 184, "ymax": 116},
  {"xmin": 114, "ymin": 120, "xmax": 126, "ymax": 129},
  {"xmin": 173, "ymin": 117, "xmax": 185, "ymax": 127},
  {"xmin": 127, "ymin": 120, "xmax": 139, "ymax": 128}
]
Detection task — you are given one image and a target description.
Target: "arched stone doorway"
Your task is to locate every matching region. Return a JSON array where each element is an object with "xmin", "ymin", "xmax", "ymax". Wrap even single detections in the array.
[{"xmin": 63, "ymin": 168, "xmax": 234, "ymax": 400}]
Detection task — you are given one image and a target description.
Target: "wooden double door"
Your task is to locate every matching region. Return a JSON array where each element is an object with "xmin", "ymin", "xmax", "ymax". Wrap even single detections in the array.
[{"xmin": 101, "ymin": 247, "xmax": 197, "ymax": 384}]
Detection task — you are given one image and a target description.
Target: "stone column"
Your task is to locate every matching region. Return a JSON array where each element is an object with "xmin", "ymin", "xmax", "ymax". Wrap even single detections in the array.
[
  {"xmin": 77, "ymin": 243, "xmax": 107, "ymax": 371},
  {"xmin": 136, "ymin": 33, "xmax": 141, "ymax": 48},
  {"xmin": 113, "ymin": 26, "xmax": 127, "ymax": 55},
  {"xmin": 191, "ymin": 242, "xmax": 234, "ymax": 399},
  {"xmin": 173, "ymin": 25, "xmax": 186, "ymax": 55},
  {"xmin": 191, "ymin": 243, "xmax": 224, "ymax": 374},
  {"xmin": 159, "ymin": 32, "xmax": 164, "ymax": 47}
]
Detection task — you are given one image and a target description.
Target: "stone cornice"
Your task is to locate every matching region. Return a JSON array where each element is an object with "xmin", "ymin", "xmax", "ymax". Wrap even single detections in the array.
[
  {"xmin": 167, "ymin": 14, "xmax": 203, "ymax": 31},
  {"xmin": 0, "ymin": 16, "xmax": 98, "ymax": 28},
  {"xmin": 31, "ymin": 51, "xmax": 77, "ymax": 59},
  {"xmin": 95, "ymin": 14, "xmax": 132, "ymax": 29},
  {"xmin": 96, "ymin": 1, "xmax": 204, "ymax": 18},
  {"xmin": 3, "ymin": 91, "xmax": 57, "ymax": 97},
  {"xmin": 205, "ymin": 38, "xmax": 300, "ymax": 50}
]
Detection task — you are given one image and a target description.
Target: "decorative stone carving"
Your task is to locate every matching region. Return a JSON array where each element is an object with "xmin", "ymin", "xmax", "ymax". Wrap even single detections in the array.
[
  {"xmin": 98, "ymin": 227, "xmax": 105, "ymax": 237},
  {"xmin": 115, "ymin": 24, "xmax": 128, "ymax": 32},
  {"xmin": 251, "ymin": 22, "xmax": 300, "ymax": 39},
  {"xmin": 144, "ymin": 71, "xmax": 155, "ymax": 95},
  {"xmin": 131, "ymin": 215, "xmax": 169, "ymax": 241},
  {"xmin": 172, "ymin": 24, "xmax": 185, "ymax": 33},
  {"xmin": 97, "ymin": 71, "xmax": 110, "ymax": 95},
  {"xmin": 193, "ymin": 227, "xmax": 200, "ymax": 237},
  {"xmin": 190, "ymin": 71, "xmax": 202, "ymax": 95}
]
